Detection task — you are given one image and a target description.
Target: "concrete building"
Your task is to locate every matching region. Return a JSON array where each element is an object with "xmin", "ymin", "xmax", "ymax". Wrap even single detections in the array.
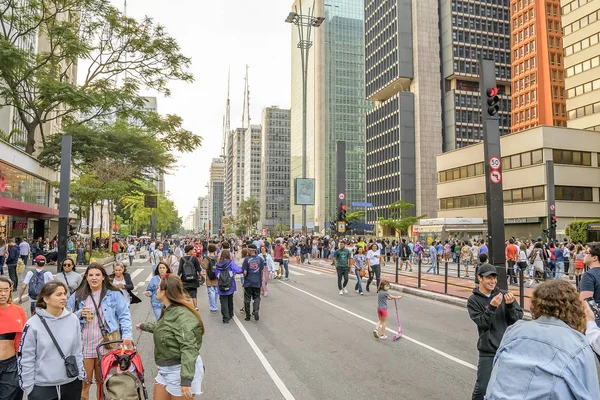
[
  {"xmin": 230, "ymin": 127, "xmax": 246, "ymax": 218},
  {"xmin": 260, "ymin": 107, "xmax": 291, "ymax": 233},
  {"xmin": 436, "ymin": 125, "xmax": 600, "ymax": 239},
  {"xmin": 243, "ymin": 124, "xmax": 262, "ymax": 201},
  {"xmin": 440, "ymin": 0, "xmax": 512, "ymax": 149},
  {"xmin": 290, "ymin": 0, "xmax": 370, "ymax": 232},
  {"xmin": 364, "ymin": 0, "xmax": 442, "ymax": 228},
  {"xmin": 560, "ymin": 0, "xmax": 600, "ymax": 131},
  {"xmin": 209, "ymin": 158, "xmax": 225, "ymax": 235},
  {"xmin": 510, "ymin": 0, "xmax": 567, "ymax": 132},
  {"xmin": 197, "ymin": 195, "xmax": 209, "ymax": 233}
]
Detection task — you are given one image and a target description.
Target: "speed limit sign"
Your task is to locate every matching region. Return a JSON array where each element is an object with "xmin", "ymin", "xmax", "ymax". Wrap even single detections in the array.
[{"xmin": 489, "ymin": 156, "xmax": 501, "ymax": 170}]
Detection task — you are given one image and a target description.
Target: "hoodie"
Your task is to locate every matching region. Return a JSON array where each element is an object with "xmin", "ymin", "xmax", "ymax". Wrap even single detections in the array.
[
  {"xmin": 215, "ymin": 259, "xmax": 243, "ymax": 296},
  {"xmin": 18, "ymin": 308, "xmax": 85, "ymax": 394},
  {"xmin": 467, "ymin": 287, "xmax": 524, "ymax": 355}
]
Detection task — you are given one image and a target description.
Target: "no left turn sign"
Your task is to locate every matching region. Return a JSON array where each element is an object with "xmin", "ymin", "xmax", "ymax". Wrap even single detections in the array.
[{"xmin": 490, "ymin": 170, "xmax": 502, "ymax": 184}]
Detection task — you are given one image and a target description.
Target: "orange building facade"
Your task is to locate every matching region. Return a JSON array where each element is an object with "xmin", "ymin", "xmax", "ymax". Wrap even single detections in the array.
[{"xmin": 511, "ymin": 0, "xmax": 567, "ymax": 132}]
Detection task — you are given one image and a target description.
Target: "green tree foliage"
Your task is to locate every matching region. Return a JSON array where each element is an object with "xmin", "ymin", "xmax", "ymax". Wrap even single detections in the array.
[
  {"xmin": 0, "ymin": 0, "xmax": 195, "ymax": 154},
  {"xmin": 273, "ymin": 224, "xmax": 290, "ymax": 234},
  {"xmin": 238, "ymin": 197, "xmax": 260, "ymax": 233},
  {"xmin": 121, "ymin": 190, "xmax": 181, "ymax": 236},
  {"xmin": 565, "ymin": 220, "xmax": 600, "ymax": 244},
  {"xmin": 378, "ymin": 200, "xmax": 426, "ymax": 236},
  {"xmin": 346, "ymin": 210, "xmax": 365, "ymax": 223}
]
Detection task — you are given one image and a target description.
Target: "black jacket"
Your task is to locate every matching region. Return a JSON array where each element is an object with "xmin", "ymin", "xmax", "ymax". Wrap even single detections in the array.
[
  {"xmin": 467, "ymin": 287, "xmax": 523, "ymax": 355},
  {"xmin": 109, "ymin": 272, "xmax": 142, "ymax": 304},
  {"xmin": 178, "ymin": 255, "xmax": 203, "ymax": 287}
]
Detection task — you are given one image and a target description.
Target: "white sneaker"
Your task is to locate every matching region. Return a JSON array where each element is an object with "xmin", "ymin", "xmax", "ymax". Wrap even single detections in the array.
[
  {"xmin": 343, "ymin": 288, "xmax": 348, "ymax": 294},
  {"xmin": 339, "ymin": 290, "xmax": 343, "ymax": 295},
  {"xmin": 379, "ymin": 335, "xmax": 388, "ymax": 340}
]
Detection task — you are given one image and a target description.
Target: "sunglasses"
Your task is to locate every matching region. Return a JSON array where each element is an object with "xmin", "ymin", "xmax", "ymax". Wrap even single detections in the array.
[{"xmin": 63, "ymin": 263, "xmax": 73, "ymax": 267}]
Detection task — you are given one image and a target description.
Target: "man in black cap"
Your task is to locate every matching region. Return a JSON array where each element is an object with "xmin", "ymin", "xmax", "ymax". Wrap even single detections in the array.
[
  {"xmin": 467, "ymin": 264, "xmax": 523, "ymax": 400},
  {"xmin": 242, "ymin": 244, "xmax": 264, "ymax": 321}
]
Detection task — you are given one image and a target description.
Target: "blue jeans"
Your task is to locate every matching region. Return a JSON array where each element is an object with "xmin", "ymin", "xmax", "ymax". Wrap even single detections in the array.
[
  {"xmin": 354, "ymin": 269, "xmax": 363, "ymax": 293},
  {"xmin": 207, "ymin": 286, "xmax": 218, "ymax": 312},
  {"xmin": 283, "ymin": 260, "xmax": 289, "ymax": 278},
  {"xmin": 555, "ymin": 261, "xmax": 564, "ymax": 279},
  {"xmin": 427, "ymin": 258, "xmax": 437, "ymax": 274},
  {"xmin": 152, "ymin": 304, "xmax": 163, "ymax": 320}
]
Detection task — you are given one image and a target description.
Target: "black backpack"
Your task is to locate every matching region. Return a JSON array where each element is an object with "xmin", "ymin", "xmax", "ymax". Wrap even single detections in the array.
[
  {"xmin": 204, "ymin": 256, "xmax": 217, "ymax": 280},
  {"xmin": 28, "ymin": 269, "xmax": 46, "ymax": 299},
  {"xmin": 218, "ymin": 266, "xmax": 232, "ymax": 292},
  {"xmin": 181, "ymin": 256, "xmax": 197, "ymax": 282}
]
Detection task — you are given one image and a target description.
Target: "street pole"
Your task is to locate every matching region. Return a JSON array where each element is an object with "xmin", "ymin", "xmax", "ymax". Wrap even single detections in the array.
[
  {"xmin": 286, "ymin": 1, "xmax": 324, "ymax": 237},
  {"xmin": 57, "ymin": 135, "xmax": 72, "ymax": 271}
]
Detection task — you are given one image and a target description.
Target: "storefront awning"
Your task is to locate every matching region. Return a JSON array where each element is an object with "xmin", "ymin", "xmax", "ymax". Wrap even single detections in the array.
[{"xmin": 0, "ymin": 197, "xmax": 59, "ymax": 219}]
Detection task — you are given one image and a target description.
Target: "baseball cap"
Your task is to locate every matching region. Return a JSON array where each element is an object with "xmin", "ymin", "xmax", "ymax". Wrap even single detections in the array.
[
  {"xmin": 478, "ymin": 264, "xmax": 498, "ymax": 277},
  {"xmin": 34, "ymin": 255, "xmax": 46, "ymax": 264}
]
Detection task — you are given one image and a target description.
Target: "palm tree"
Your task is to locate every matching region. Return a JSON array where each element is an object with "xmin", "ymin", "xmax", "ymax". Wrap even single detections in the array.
[{"xmin": 239, "ymin": 196, "xmax": 260, "ymax": 234}]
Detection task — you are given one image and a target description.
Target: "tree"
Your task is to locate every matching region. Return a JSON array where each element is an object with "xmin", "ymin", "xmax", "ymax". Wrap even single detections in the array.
[
  {"xmin": 274, "ymin": 224, "xmax": 290, "ymax": 235},
  {"xmin": 0, "ymin": 0, "xmax": 194, "ymax": 154},
  {"xmin": 238, "ymin": 197, "xmax": 260, "ymax": 234},
  {"xmin": 346, "ymin": 210, "xmax": 365, "ymax": 223},
  {"xmin": 378, "ymin": 200, "xmax": 426, "ymax": 236},
  {"xmin": 121, "ymin": 190, "xmax": 181, "ymax": 236},
  {"xmin": 565, "ymin": 220, "xmax": 600, "ymax": 243}
]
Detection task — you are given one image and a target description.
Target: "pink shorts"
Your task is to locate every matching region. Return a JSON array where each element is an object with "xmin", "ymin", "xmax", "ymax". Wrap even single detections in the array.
[{"xmin": 377, "ymin": 308, "xmax": 388, "ymax": 318}]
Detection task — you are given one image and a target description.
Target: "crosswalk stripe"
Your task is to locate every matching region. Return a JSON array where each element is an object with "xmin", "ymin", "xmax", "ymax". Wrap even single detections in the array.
[
  {"xmin": 288, "ymin": 265, "xmax": 321, "ymax": 275},
  {"xmin": 287, "ymin": 270, "xmax": 305, "ymax": 276},
  {"xmin": 129, "ymin": 269, "xmax": 143, "ymax": 280}
]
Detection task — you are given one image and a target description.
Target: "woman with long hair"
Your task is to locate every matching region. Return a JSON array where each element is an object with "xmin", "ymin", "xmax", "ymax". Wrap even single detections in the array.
[
  {"xmin": 66, "ymin": 263, "xmax": 133, "ymax": 400},
  {"xmin": 18, "ymin": 281, "xmax": 85, "ymax": 399},
  {"xmin": 215, "ymin": 249, "xmax": 243, "ymax": 323},
  {"xmin": 0, "ymin": 276, "xmax": 26, "ymax": 400},
  {"xmin": 54, "ymin": 257, "xmax": 82, "ymax": 297},
  {"xmin": 146, "ymin": 262, "xmax": 172, "ymax": 319},
  {"xmin": 486, "ymin": 280, "xmax": 600, "ymax": 399},
  {"xmin": 137, "ymin": 275, "xmax": 205, "ymax": 399},
  {"xmin": 109, "ymin": 262, "xmax": 142, "ymax": 307}
]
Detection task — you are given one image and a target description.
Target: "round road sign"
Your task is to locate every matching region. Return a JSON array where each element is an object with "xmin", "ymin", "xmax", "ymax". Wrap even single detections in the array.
[
  {"xmin": 338, "ymin": 193, "xmax": 345, "ymax": 200},
  {"xmin": 549, "ymin": 204, "xmax": 556, "ymax": 211},
  {"xmin": 490, "ymin": 170, "xmax": 502, "ymax": 184},
  {"xmin": 489, "ymin": 156, "xmax": 501, "ymax": 170}
]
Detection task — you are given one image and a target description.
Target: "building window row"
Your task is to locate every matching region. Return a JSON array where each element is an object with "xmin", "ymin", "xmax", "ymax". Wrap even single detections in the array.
[
  {"xmin": 565, "ymin": 54, "xmax": 600, "ymax": 77},
  {"xmin": 514, "ymin": 72, "xmax": 538, "ymax": 92},
  {"xmin": 564, "ymin": 31, "xmax": 600, "ymax": 57},
  {"xmin": 500, "ymin": 149, "xmax": 544, "ymax": 170},
  {"xmin": 563, "ymin": 9, "xmax": 600, "ymax": 36},
  {"xmin": 546, "ymin": 19, "xmax": 562, "ymax": 34},
  {"xmin": 452, "ymin": 15, "xmax": 510, "ymax": 35},
  {"xmin": 513, "ymin": 90, "xmax": 537, "ymax": 108},
  {"xmin": 440, "ymin": 193, "xmax": 486, "ymax": 210},
  {"xmin": 438, "ymin": 162, "xmax": 485, "ymax": 183},
  {"xmin": 514, "ymin": 106, "xmax": 539, "ymax": 123},
  {"xmin": 454, "ymin": 0, "xmax": 510, "ymax": 20},
  {"xmin": 513, "ymin": 38, "xmax": 535, "ymax": 63},
  {"xmin": 452, "ymin": 30, "xmax": 511, "ymax": 55},
  {"xmin": 454, "ymin": 44, "xmax": 510, "ymax": 65},
  {"xmin": 556, "ymin": 186, "xmax": 594, "ymax": 202},
  {"xmin": 453, "ymin": 60, "xmax": 510, "ymax": 80},
  {"xmin": 562, "ymin": 0, "xmax": 594, "ymax": 16},
  {"xmin": 567, "ymin": 99, "xmax": 600, "ymax": 120},
  {"xmin": 503, "ymin": 185, "xmax": 546, "ymax": 204},
  {"xmin": 513, "ymin": 1, "xmax": 534, "ymax": 15},
  {"xmin": 553, "ymin": 149, "xmax": 592, "ymax": 166}
]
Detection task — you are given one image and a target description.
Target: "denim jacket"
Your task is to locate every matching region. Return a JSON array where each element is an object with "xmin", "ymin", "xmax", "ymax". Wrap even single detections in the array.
[
  {"xmin": 146, "ymin": 275, "xmax": 162, "ymax": 308},
  {"xmin": 67, "ymin": 289, "xmax": 133, "ymax": 339},
  {"xmin": 486, "ymin": 317, "xmax": 600, "ymax": 399}
]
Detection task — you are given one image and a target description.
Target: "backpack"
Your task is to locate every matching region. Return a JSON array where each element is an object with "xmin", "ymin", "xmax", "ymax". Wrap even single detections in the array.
[
  {"xmin": 204, "ymin": 256, "xmax": 217, "ymax": 281},
  {"xmin": 28, "ymin": 270, "xmax": 46, "ymax": 299},
  {"xmin": 181, "ymin": 256, "xmax": 197, "ymax": 282},
  {"xmin": 404, "ymin": 244, "xmax": 412, "ymax": 256},
  {"xmin": 218, "ymin": 266, "xmax": 232, "ymax": 292}
]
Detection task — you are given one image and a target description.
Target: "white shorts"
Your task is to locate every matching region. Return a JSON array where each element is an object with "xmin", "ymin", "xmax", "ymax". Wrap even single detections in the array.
[{"xmin": 155, "ymin": 355, "xmax": 204, "ymax": 396}]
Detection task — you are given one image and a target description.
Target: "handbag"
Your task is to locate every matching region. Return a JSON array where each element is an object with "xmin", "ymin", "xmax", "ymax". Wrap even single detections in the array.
[
  {"xmin": 16, "ymin": 258, "xmax": 25, "ymax": 273},
  {"xmin": 359, "ymin": 268, "xmax": 366, "ymax": 277},
  {"xmin": 90, "ymin": 293, "xmax": 121, "ymax": 350},
  {"xmin": 38, "ymin": 316, "xmax": 79, "ymax": 378}
]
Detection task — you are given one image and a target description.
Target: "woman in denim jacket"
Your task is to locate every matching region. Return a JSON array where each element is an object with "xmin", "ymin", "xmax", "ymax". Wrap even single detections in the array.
[
  {"xmin": 486, "ymin": 280, "xmax": 600, "ymax": 400},
  {"xmin": 66, "ymin": 263, "xmax": 133, "ymax": 400}
]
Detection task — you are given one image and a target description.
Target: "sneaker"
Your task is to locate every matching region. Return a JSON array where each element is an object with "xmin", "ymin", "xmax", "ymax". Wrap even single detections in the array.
[
  {"xmin": 465, "ymin": 274, "xmax": 470, "ymax": 278},
  {"xmin": 366, "ymin": 286, "xmax": 370, "ymax": 292},
  {"xmin": 223, "ymin": 319, "xmax": 230, "ymax": 324},
  {"xmin": 254, "ymin": 311, "xmax": 260, "ymax": 321},
  {"xmin": 245, "ymin": 315, "xmax": 251, "ymax": 321},
  {"xmin": 339, "ymin": 290, "xmax": 343, "ymax": 295},
  {"xmin": 373, "ymin": 329, "xmax": 379, "ymax": 338},
  {"xmin": 210, "ymin": 310, "xmax": 218, "ymax": 314},
  {"xmin": 343, "ymin": 288, "xmax": 348, "ymax": 294},
  {"xmin": 360, "ymin": 292, "xmax": 364, "ymax": 295},
  {"xmin": 379, "ymin": 335, "xmax": 388, "ymax": 340}
]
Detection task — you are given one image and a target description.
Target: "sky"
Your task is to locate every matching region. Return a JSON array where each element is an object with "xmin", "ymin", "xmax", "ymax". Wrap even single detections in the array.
[{"xmin": 117, "ymin": 0, "xmax": 293, "ymax": 217}]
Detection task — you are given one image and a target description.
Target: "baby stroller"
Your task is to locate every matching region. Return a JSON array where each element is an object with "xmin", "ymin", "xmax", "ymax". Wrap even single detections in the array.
[{"xmin": 97, "ymin": 340, "xmax": 149, "ymax": 400}]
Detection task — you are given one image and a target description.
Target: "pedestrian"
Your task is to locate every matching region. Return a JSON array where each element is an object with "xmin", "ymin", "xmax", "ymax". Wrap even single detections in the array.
[
  {"xmin": 66, "ymin": 263, "xmax": 133, "ymax": 400},
  {"xmin": 242, "ymin": 244, "xmax": 264, "ymax": 322},
  {"xmin": 18, "ymin": 281, "xmax": 85, "ymax": 400},
  {"xmin": 334, "ymin": 240, "xmax": 351, "ymax": 295},
  {"xmin": 177, "ymin": 245, "xmax": 203, "ymax": 310},
  {"xmin": 0, "ymin": 239, "xmax": 6, "ymax": 276},
  {"xmin": 137, "ymin": 274, "xmax": 205, "ymax": 399},
  {"xmin": 17, "ymin": 255, "xmax": 53, "ymax": 315},
  {"xmin": 579, "ymin": 242, "xmax": 600, "ymax": 328},
  {"xmin": 152, "ymin": 242, "xmax": 164, "ymax": 269},
  {"xmin": 111, "ymin": 240, "xmax": 119, "ymax": 261},
  {"xmin": 426, "ymin": 242, "xmax": 438, "ymax": 274},
  {"xmin": 215, "ymin": 249, "xmax": 243, "ymax": 323},
  {"xmin": 146, "ymin": 262, "xmax": 172, "ymax": 319},
  {"xmin": 486, "ymin": 280, "xmax": 600, "ymax": 399},
  {"xmin": 282, "ymin": 243, "xmax": 290, "ymax": 280},
  {"xmin": 467, "ymin": 264, "xmax": 524, "ymax": 400},
  {"xmin": 273, "ymin": 240, "xmax": 285, "ymax": 280},
  {"xmin": 574, "ymin": 244, "xmax": 585, "ymax": 278},
  {"xmin": 109, "ymin": 262, "xmax": 141, "ymax": 307},
  {"xmin": 352, "ymin": 246, "xmax": 366, "ymax": 295},
  {"xmin": 366, "ymin": 243, "xmax": 381, "ymax": 292},
  {"xmin": 505, "ymin": 238, "xmax": 518, "ymax": 285},
  {"xmin": 517, "ymin": 242, "xmax": 529, "ymax": 281},
  {"xmin": 400, "ymin": 239, "xmax": 412, "ymax": 272},
  {"xmin": 528, "ymin": 242, "xmax": 547, "ymax": 286},
  {"xmin": 460, "ymin": 242, "xmax": 473, "ymax": 278},
  {"xmin": 0, "ymin": 276, "xmax": 26, "ymax": 400},
  {"xmin": 18, "ymin": 238, "xmax": 30, "ymax": 266},
  {"xmin": 373, "ymin": 279, "xmax": 401, "ymax": 340},
  {"xmin": 554, "ymin": 242, "xmax": 565, "ymax": 280},
  {"xmin": 259, "ymin": 245, "xmax": 273, "ymax": 296},
  {"xmin": 5, "ymin": 239, "xmax": 19, "ymax": 290},
  {"xmin": 127, "ymin": 240, "xmax": 136, "ymax": 267},
  {"xmin": 201, "ymin": 244, "xmax": 219, "ymax": 314},
  {"xmin": 54, "ymin": 257, "xmax": 83, "ymax": 297}
]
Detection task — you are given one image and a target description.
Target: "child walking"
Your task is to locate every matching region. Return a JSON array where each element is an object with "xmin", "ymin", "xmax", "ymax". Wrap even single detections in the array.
[{"xmin": 373, "ymin": 279, "xmax": 401, "ymax": 340}]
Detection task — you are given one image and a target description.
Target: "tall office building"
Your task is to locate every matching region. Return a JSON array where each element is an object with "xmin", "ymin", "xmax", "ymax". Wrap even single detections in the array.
[
  {"xmin": 230, "ymin": 127, "xmax": 246, "ymax": 218},
  {"xmin": 290, "ymin": 0, "xmax": 369, "ymax": 232},
  {"xmin": 560, "ymin": 0, "xmax": 600, "ymax": 131},
  {"xmin": 439, "ymin": 0, "xmax": 512, "ymax": 150},
  {"xmin": 197, "ymin": 195, "xmax": 210, "ymax": 233},
  {"xmin": 510, "ymin": 0, "xmax": 567, "ymax": 132},
  {"xmin": 364, "ymin": 0, "xmax": 442, "ymax": 225},
  {"xmin": 209, "ymin": 157, "xmax": 225, "ymax": 235},
  {"xmin": 260, "ymin": 107, "xmax": 291, "ymax": 232},
  {"xmin": 243, "ymin": 124, "xmax": 262, "ymax": 201}
]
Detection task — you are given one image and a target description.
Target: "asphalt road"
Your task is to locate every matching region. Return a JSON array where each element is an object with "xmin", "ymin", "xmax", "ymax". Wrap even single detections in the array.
[{"xmin": 17, "ymin": 255, "xmax": 480, "ymax": 399}]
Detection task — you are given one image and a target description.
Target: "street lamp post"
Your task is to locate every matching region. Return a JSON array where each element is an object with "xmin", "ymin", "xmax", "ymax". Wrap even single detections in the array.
[{"xmin": 285, "ymin": 1, "xmax": 324, "ymax": 236}]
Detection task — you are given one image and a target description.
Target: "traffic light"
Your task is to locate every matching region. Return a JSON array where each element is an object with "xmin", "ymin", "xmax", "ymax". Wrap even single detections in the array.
[
  {"xmin": 550, "ymin": 215, "xmax": 557, "ymax": 229},
  {"xmin": 542, "ymin": 228, "xmax": 549, "ymax": 238},
  {"xmin": 340, "ymin": 203, "xmax": 347, "ymax": 222},
  {"xmin": 486, "ymin": 86, "xmax": 500, "ymax": 116}
]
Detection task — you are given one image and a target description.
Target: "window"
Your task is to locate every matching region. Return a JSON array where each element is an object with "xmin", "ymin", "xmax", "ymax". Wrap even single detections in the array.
[
  {"xmin": 503, "ymin": 190, "xmax": 512, "ymax": 203},
  {"xmin": 512, "ymin": 189, "xmax": 523, "ymax": 202},
  {"xmin": 555, "ymin": 186, "xmax": 593, "ymax": 201},
  {"xmin": 533, "ymin": 186, "xmax": 545, "ymax": 201},
  {"xmin": 522, "ymin": 187, "xmax": 533, "ymax": 202},
  {"xmin": 553, "ymin": 150, "xmax": 592, "ymax": 166},
  {"xmin": 531, "ymin": 149, "xmax": 543, "ymax": 164}
]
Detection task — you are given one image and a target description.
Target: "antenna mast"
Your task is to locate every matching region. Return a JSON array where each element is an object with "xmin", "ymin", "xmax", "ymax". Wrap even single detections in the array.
[{"xmin": 222, "ymin": 67, "xmax": 231, "ymax": 156}]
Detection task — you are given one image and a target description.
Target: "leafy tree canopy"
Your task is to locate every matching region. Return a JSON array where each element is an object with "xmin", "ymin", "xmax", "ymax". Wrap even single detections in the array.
[{"xmin": 378, "ymin": 200, "xmax": 426, "ymax": 235}]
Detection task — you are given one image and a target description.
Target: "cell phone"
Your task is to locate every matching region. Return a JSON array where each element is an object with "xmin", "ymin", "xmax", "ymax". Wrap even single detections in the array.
[{"xmin": 584, "ymin": 297, "xmax": 600, "ymax": 320}]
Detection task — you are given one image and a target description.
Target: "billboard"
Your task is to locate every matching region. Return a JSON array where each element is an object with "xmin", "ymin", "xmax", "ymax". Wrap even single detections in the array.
[{"xmin": 294, "ymin": 178, "xmax": 315, "ymax": 205}]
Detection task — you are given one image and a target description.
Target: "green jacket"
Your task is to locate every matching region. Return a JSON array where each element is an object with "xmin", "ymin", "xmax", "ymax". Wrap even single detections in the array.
[{"xmin": 141, "ymin": 304, "xmax": 203, "ymax": 386}]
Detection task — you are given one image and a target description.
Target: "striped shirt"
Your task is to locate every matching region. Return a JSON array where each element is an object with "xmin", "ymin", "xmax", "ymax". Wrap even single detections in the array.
[{"xmin": 81, "ymin": 290, "xmax": 106, "ymax": 358}]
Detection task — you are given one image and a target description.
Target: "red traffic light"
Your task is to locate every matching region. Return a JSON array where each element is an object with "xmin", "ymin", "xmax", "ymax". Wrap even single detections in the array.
[
  {"xmin": 341, "ymin": 204, "xmax": 347, "ymax": 211},
  {"xmin": 486, "ymin": 87, "xmax": 499, "ymax": 97},
  {"xmin": 552, "ymin": 215, "xmax": 557, "ymax": 221}
]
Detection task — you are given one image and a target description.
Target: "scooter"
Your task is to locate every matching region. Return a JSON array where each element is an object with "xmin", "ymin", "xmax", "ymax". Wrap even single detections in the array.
[{"xmin": 393, "ymin": 299, "xmax": 403, "ymax": 341}]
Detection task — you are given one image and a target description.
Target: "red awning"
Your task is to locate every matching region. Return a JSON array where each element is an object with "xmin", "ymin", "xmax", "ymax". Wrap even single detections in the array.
[{"xmin": 0, "ymin": 197, "xmax": 59, "ymax": 220}]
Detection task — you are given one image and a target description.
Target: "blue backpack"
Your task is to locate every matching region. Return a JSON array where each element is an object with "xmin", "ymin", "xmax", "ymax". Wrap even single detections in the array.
[{"xmin": 28, "ymin": 270, "xmax": 46, "ymax": 299}]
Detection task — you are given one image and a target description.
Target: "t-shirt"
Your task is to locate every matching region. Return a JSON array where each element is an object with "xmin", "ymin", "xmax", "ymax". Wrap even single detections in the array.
[
  {"xmin": 353, "ymin": 254, "xmax": 366, "ymax": 268},
  {"xmin": 580, "ymin": 268, "xmax": 600, "ymax": 321},
  {"xmin": 505, "ymin": 244, "xmax": 518, "ymax": 261},
  {"xmin": 274, "ymin": 245, "xmax": 284, "ymax": 260},
  {"xmin": 0, "ymin": 304, "xmax": 27, "ymax": 353},
  {"xmin": 54, "ymin": 271, "xmax": 83, "ymax": 295},
  {"xmin": 113, "ymin": 278, "xmax": 130, "ymax": 304},
  {"xmin": 127, "ymin": 244, "xmax": 136, "ymax": 256},
  {"xmin": 377, "ymin": 290, "xmax": 389, "ymax": 310},
  {"xmin": 554, "ymin": 248, "xmax": 564, "ymax": 262},
  {"xmin": 242, "ymin": 255, "xmax": 264, "ymax": 288},
  {"xmin": 335, "ymin": 249, "xmax": 351, "ymax": 269},
  {"xmin": 367, "ymin": 249, "xmax": 380, "ymax": 266},
  {"xmin": 479, "ymin": 245, "xmax": 488, "ymax": 255}
]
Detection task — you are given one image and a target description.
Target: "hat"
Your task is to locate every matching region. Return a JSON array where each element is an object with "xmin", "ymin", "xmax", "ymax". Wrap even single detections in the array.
[
  {"xmin": 247, "ymin": 244, "xmax": 257, "ymax": 251},
  {"xmin": 34, "ymin": 255, "xmax": 46, "ymax": 264},
  {"xmin": 537, "ymin": 236, "xmax": 543, "ymax": 241},
  {"xmin": 478, "ymin": 264, "xmax": 498, "ymax": 277}
]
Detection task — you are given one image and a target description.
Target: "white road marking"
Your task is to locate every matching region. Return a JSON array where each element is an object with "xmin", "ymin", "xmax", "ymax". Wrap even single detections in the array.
[
  {"xmin": 287, "ymin": 270, "xmax": 305, "ymax": 276},
  {"xmin": 130, "ymin": 269, "xmax": 143, "ymax": 280},
  {"xmin": 144, "ymin": 272, "xmax": 154, "ymax": 283},
  {"xmin": 232, "ymin": 315, "xmax": 296, "ymax": 400},
  {"xmin": 288, "ymin": 265, "xmax": 322, "ymax": 275},
  {"xmin": 280, "ymin": 281, "xmax": 477, "ymax": 371}
]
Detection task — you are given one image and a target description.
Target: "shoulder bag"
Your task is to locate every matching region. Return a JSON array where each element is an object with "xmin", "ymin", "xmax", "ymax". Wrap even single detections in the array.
[
  {"xmin": 90, "ymin": 293, "xmax": 121, "ymax": 350},
  {"xmin": 38, "ymin": 316, "xmax": 79, "ymax": 378}
]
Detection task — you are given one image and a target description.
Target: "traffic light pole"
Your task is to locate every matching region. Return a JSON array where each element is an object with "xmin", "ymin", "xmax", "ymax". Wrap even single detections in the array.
[
  {"xmin": 480, "ymin": 58, "xmax": 507, "ymax": 290},
  {"xmin": 546, "ymin": 161, "xmax": 557, "ymax": 240},
  {"xmin": 57, "ymin": 135, "xmax": 72, "ymax": 272},
  {"xmin": 336, "ymin": 141, "xmax": 347, "ymax": 236}
]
